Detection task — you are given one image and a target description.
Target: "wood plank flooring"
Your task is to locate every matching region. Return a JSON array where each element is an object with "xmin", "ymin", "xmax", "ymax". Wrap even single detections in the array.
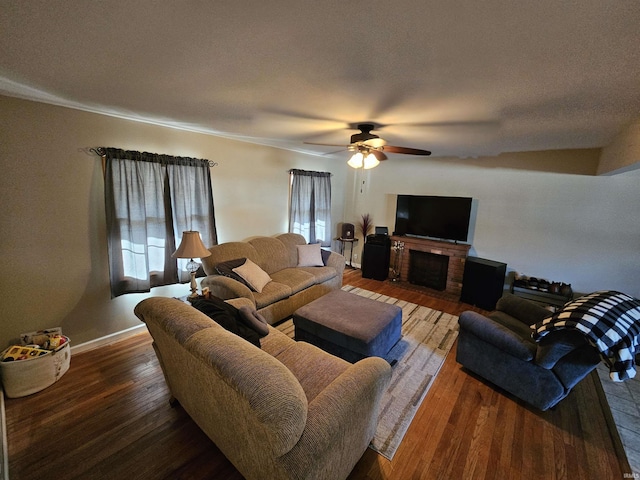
[{"xmin": 4, "ymin": 269, "xmax": 632, "ymax": 479}]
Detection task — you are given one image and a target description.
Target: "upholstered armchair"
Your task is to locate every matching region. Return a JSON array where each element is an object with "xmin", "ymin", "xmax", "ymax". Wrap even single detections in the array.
[{"xmin": 456, "ymin": 293, "xmax": 601, "ymax": 411}]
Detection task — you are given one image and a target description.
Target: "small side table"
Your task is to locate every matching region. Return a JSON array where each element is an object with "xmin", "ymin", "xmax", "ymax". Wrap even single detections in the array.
[{"xmin": 337, "ymin": 237, "xmax": 359, "ymax": 268}]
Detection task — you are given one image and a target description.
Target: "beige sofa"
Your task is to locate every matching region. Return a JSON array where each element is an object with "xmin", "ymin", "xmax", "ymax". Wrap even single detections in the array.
[
  {"xmin": 200, "ymin": 233, "xmax": 345, "ymax": 325},
  {"xmin": 134, "ymin": 297, "xmax": 392, "ymax": 480}
]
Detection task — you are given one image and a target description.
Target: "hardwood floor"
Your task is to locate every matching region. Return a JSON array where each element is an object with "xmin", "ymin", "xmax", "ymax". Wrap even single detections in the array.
[{"xmin": 5, "ymin": 269, "xmax": 631, "ymax": 479}]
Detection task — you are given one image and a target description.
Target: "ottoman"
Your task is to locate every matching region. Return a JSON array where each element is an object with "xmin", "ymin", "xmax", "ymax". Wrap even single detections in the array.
[{"xmin": 293, "ymin": 290, "xmax": 402, "ymax": 363}]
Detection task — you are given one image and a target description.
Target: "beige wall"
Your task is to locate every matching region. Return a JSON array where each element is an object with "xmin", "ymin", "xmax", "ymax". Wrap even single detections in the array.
[{"xmin": 0, "ymin": 95, "xmax": 346, "ymax": 347}]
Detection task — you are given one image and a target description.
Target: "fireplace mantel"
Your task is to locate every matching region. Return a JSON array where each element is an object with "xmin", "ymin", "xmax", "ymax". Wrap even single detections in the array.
[{"xmin": 391, "ymin": 236, "xmax": 471, "ymax": 297}]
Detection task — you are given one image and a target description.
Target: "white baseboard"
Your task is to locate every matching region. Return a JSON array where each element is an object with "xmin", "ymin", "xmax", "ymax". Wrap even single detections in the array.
[{"xmin": 70, "ymin": 324, "xmax": 148, "ymax": 355}]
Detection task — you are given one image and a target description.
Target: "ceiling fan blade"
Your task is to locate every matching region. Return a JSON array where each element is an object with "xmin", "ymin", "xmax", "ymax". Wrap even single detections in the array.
[
  {"xmin": 369, "ymin": 150, "xmax": 388, "ymax": 161},
  {"xmin": 304, "ymin": 142, "xmax": 350, "ymax": 147},
  {"xmin": 256, "ymin": 110, "xmax": 349, "ymax": 140},
  {"xmin": 363, "ymin": 138, "xmax": 386, "ymax": 148},
  {"xmin": 321, "ymin": 149, "xmax": 348, "ymax": 156},
  {"xmin": 384, "ymin": 145, "xmax": 432, "ymax": 156}
]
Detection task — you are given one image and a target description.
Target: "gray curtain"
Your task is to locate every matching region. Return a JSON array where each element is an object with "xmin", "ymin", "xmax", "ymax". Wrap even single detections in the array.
[
  {"xmin": 103, "ymin": 148, "xmax": 217, "ymax": 297},
  {"xmin": 289, "ymin": 169, "xmax": 332, "ymax": 246}
]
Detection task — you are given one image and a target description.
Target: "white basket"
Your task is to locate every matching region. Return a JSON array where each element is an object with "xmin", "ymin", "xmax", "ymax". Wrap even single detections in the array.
[{"xmin": 0, "ymin": 338, "xmax": 71, "ymax": 398}]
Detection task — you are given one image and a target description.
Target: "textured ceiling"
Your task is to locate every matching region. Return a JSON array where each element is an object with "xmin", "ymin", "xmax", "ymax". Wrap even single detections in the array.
[{"xmin": 1, "ymin": 1, "xmax": 640, "ymax": 159}]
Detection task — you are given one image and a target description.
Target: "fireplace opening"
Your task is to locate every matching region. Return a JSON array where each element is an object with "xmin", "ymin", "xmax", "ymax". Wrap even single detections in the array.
[{"xmin": 409, "ymin": 250, "xmax": 449, "ymax": 291}]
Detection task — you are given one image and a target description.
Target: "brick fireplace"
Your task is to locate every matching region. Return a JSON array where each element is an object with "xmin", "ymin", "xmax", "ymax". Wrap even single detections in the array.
[{"xmin": 391, "ymin": 235, "xmax": 471, "ymax": 298}]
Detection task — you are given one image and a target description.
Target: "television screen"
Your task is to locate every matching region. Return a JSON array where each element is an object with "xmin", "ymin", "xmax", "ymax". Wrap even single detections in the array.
[{"xmin": 394, "ymin": 195, "xmax": 472, "ymax": 242}]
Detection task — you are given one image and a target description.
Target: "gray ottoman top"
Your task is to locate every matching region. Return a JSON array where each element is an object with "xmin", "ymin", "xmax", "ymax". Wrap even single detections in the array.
[{"xmin": 294, "ymin": 290, "xmax": 401, "ymax": 343}]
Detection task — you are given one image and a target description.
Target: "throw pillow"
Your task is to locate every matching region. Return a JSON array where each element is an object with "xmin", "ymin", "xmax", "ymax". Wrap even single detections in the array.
[
  {"xmin": 214, "ymin": 258, "xmax": 250, "ymax": 286},
  {"xmin": 320, "ymin": 248, "xmax": 331, "ymax": 266},
  {"xmin": 238, "ymin": 306, "xmax": 269, "ymax": 337},
  {"xmin": 232, "ymin": 258, "xmax": 272, "ymax": 293},
  {"xmin": 297, "ymin": 243, "xmax": 324, "ymax": 267},
  {"xmin": 190, "ymin": 297, "xmax": 261, "ymax": 347}
]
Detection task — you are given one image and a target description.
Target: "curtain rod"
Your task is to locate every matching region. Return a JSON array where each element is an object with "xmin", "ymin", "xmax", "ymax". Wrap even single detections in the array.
[
  {"xmin": 288, "ymin": 168, "xmax": 332, "ymax": 177},
  {"xmin": 89, "ymin": 147, "xmax": 218, "ymax": 167}
]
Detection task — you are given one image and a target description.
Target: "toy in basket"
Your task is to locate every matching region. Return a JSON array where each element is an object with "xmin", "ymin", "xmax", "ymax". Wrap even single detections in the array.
[{"xmin": 0, "ymin": 327, "xmax": 71, "ymax": 398}]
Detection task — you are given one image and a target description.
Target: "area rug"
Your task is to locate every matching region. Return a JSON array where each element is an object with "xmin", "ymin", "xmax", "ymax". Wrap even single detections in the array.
[{"xmin": 276, "ymin": 285, "xmax": 459, "ymax": 460}]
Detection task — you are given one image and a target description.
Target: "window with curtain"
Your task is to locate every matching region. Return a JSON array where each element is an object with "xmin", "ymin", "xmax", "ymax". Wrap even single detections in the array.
[
  {"xmin": 102, "ymin": 148, "xmax": 217, "ymax": 298},
  {"xmin": 288, "ymin": 169, "xmax": 332, "ymax": 246}
]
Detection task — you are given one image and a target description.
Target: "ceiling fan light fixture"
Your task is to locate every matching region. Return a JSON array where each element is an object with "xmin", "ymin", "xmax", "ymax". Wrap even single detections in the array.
[
  {"xmin": 363, "ymin": 153, "xmax": 380, "ymax": 169},
  {"xmin": 311, "ymin": 123, "xmax": 429, "ymax": 168},
  {"xmin": 347, "ymin": 152, "xmax": 364, "ymax": 169}
]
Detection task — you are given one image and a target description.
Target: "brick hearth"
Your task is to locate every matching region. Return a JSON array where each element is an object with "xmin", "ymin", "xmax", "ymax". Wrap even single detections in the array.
[{"xmin": 390, "ymin": 235, "xmax": 471, "ymax": 298}]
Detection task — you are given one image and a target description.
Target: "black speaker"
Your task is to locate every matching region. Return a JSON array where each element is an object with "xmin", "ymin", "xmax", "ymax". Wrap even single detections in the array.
[
  {"xmin": 341, "ymin": 223, "xmax": 355, "ymax": 239},
  {"xmin": 460, "ymin": 257, "xmax": 507, "ymax": 311},
  {"xmin": 362, "ymin": 234, "xmax": 391, "ymax": 280}
]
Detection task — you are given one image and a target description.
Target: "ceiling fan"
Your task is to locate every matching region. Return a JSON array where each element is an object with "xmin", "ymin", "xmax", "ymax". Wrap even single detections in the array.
[{"xmin": 305, "ymin": 123, "xmax": 431, "ymax": 169}]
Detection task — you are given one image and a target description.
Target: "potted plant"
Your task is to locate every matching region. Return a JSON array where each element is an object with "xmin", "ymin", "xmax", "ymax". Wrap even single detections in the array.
[{"xmin": 358, "ymin": 213, "xmax": 373, "ymax": 238}]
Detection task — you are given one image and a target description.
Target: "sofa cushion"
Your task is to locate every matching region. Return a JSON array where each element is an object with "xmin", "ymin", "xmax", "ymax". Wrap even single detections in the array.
[
  {"xmin": 253, "ymin": 281, "xmax": 292, "ymax": 309},
  {"xmin": 190, "ymin": 297, "xmax": 261, "ymax": 347},
  {"xmin": 496, "ymin": 293, "xmax": 552, "ymax": 325},
  {"xmin": 488, "ymin": 311, "xmax": 535, "ymax": 340},
  {"xmin": 260, "ymin": 326, "xmax": 297, "ymax": 357},
  {"xmin": 297, "ymin": 266, "xmax": 337, "ymax": 284},
  {"xmin": 275, "ymin": 233, "xmax": 309, "ymax": 267},
  {"xmin": 270, "ymin": 268, "xmax": 315, "ymax": 294},
  {"xmin": 233, "ymin": 258, "xmax": 272, "ymax": 293},
  {"xmin": 248, "ymin": 236, "xmax": 291, "ymax": 274},
  {"xmin": 296, "ymin": 243, "xmax": 324, "ymax": 267},
  {"xmin": 273, "ymin": 341, "xmax": 350, "ymax": 402}
]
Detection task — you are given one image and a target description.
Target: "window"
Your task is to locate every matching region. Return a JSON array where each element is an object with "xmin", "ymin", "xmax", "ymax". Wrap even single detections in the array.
[
  {"xmin": 102, "ymin": 148, "xmax": 217, "ymax": 297},
  {"xmin": 288, "ymin": 169, "xmax": 331, "ymax": 246}
]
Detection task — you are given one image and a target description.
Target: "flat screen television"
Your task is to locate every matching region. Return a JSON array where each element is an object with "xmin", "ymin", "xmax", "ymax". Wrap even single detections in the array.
[{"xmin": 394, "ymin": 195, "xmax": 472, "ymax": 242}]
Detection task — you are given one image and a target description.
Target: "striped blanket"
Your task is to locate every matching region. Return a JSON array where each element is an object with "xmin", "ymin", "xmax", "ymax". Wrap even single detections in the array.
[{"xmin": 532, "ymin": 290, "xmax": 640, "ymax": 382}]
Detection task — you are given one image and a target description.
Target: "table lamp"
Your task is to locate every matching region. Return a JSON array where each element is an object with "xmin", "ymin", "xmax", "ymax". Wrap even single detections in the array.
[{"xmin": 172, "ymin": 231, "xmax": 211, "ymax": 298}]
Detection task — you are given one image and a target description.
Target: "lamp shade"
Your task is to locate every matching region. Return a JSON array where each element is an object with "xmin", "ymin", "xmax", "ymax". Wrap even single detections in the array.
[{"xmin": 172, "ymin": 231, "xmax": 211, "ymax": 259}]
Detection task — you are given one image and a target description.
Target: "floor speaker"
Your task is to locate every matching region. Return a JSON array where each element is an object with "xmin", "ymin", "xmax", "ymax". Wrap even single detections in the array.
[
  {"xmin": 362, "ymin": 235, "xmax": 391, "ymax": 280},
  {"xmin": 460, "ymin": 256, "xmax": 507, "ymax": 310}
]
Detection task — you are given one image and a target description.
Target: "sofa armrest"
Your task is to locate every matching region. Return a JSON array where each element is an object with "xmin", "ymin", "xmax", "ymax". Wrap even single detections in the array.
[
  {"xmin": 459, "ymin": 311, "xmax": 536, "ymax": 361},
  {"xmin": 325, "ymin": 251, "xmax": 346, "ymax": 277},
  {"xmin": 201, "ymin": 275, "xmax": 256, "ymax": 304},
  {"xmin": 279, "ymin": 356, "xmax": 391, "ymax": 477},
  {"xmin": 534, "ymin": 330, "xmax": 589, "ymax": 368}
]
